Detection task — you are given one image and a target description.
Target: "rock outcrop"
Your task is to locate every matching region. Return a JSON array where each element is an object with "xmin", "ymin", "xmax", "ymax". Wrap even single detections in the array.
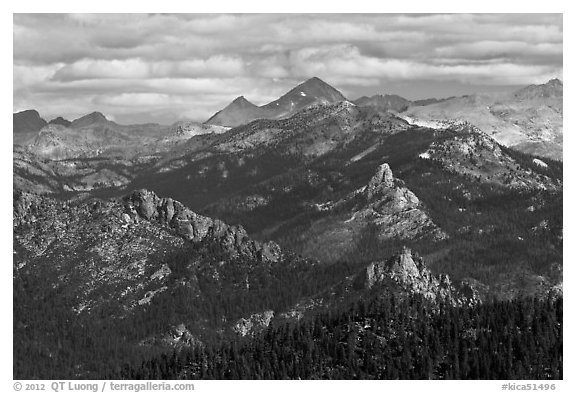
[
  {"xmin": 365, "ymin": 247, "xmax": 478, "ymax": 305},
  {"xmin": 299, "ymin": 162, "xmax": 445, "ymax": 262},
  {"xmin": 356, "ymin": 163, "xmax": 446, "ymax": 240},
  {"xmin": 122, "ymin": 189, "xmax": 281, "ymax": 263},
  {"xmin": 233, "ymin": 310, "xmax": 275, "ymax": 337},
  {"xmin": 366, "ymin": 163, "xmax": 394, "ymax": 199},
  {"xmin": 140, "ymin": 323, "xmax": 204, "ymax": 349}
]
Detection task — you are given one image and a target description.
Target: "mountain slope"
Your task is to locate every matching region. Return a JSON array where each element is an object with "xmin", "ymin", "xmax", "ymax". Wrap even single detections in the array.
[
  {"xmin": 13, "ymin": 83, "xmax": 563, "ymax": 380},
  {"xmin": 14, "ymin": 188, "xmax": 300, "ymax": 377},
  {"xmin": 17, "ymin": 186, "xmax": 522, "ymax": 379},
  {"xmin": 354, "ymin": 94, "xmax": 411, "ymax": 112},
  {"xmin": 123, "ymin": 292, "xmax": 561, "ymax": 380},
  {"xmin": 403, "ymin": 79, "xmax": 563, "ymax": 160},
  {"xmin": 292, "ymin": 162, "xmax": 446, "ymax": 263}
]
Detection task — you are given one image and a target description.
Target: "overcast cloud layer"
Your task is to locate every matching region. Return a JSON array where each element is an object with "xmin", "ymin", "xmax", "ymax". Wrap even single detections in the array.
[{"xmin": 13, "ymin": 13, "xmax": 563, "ymax": 124}]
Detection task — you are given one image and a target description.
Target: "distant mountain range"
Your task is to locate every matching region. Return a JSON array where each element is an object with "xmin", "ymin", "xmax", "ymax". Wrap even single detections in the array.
[
  {"xmin": 203, "ymin": 77, "xmax": 562, "ymax": 160},
  {"xmin": 402, "ymin": 79, "xmax": 563, "ymax": 160},
  {"xmin": 14, "ymin": 77, "xmax": 563, "ymax": 160},
  {"xmin": 13, "ymin": 110, "xmax": 228, "ymax": 161},
  {"xmin": 205, "ymin": 76, "xmax": 347, "ymax": 127}
]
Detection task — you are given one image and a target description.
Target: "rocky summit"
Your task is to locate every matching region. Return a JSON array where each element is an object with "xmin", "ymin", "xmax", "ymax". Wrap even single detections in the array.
[
  {"xmin": 13, "ymin": 109, "xmax": 47, "ymax": 134},
  {"xmin": 366, "ymin": 163, "xmax": 395, "ymax": 198},
  {"xmin": 365, "ymin": 247, "xmax": 477, "ymax": 305},
  {"xmin": 360, "ymin": 164, "xmax": 446, "ymax": 239},
  {"xmin": 70, "ymin": 111, "xmax": 111, "ymax": 128},
  {"xmin": 342, "ymin": 162, "xmax": 445, "ymax": 241},
  {"xmin": 48, "ymin": 116, "xmax": 72, "ymax": 127}
]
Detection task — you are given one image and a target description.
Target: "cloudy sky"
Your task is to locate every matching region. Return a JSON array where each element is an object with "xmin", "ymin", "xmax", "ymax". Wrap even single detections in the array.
[{"xmin": 13, "ymin": 13, "xmax": 563, "ymax": 125}]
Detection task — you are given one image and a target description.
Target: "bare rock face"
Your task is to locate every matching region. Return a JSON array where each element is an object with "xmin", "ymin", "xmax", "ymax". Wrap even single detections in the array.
[
  {"xmin": 124, "ymin": 189, "xmax": 214, "ymax": 242},
  {"xmin": 384, "ymin": 246, "xmax": 421, "ymax": 282},
  {"xmin": 365, "ymin": 247, "xmax": 477, "ymax": 305},
  {"xmin": 140, "ymin": 323, "xmax": 204, "ymax": 349},
  {"xmin": 233, "ymin": 310, "xmax": 275, "ymax": 337},
  {"xmin": 366, "ymin": 247, "xmax": 425, "ymax": 290},
  {"xmin": 358, "ymin": 163, "xmax": 445, "ymax": 241},
  {"xmin": 366, "ymin": 163, "xmax": 394, "ymax": 200},
  {"xmin": 122, "ymin": 189, "xmax": 282, "ymax": 263}
]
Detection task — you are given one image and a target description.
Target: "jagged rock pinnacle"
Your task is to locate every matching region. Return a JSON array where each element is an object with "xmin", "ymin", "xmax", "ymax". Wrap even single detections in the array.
[
  {"xmin": 367, "ymin": 163, "xmax": 394, "ymax": 200},
  {"xmin": 364, "ymin": 247, "xmax": 483, "ymax": 305}
]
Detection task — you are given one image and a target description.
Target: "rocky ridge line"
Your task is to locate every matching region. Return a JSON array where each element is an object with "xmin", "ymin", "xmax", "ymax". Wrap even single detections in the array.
[{"xmin": 122, "ymin": 189, "xmax": 282, "ymax": 263}]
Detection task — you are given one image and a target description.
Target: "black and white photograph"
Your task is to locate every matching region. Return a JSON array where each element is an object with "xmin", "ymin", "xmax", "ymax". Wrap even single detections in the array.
[{"xmin": 10, "ymin": 8, "xmax": 567, "ymax": 387}]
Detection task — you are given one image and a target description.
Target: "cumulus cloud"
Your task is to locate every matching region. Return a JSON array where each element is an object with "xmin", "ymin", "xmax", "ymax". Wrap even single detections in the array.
[
  {"xmin": 13, "ymin": 13, "xmax": 563, "ymax": 124},
  {"xmin": 434, "ymin": 41, "xmax": 563, "ymax": 62},
  {"xmin": 51, "ymin": 56, "xmax": 246, "ymax": 81},
  {"xmin": 286, "ymin": 44, "xmax": 561, "ymax": 86}
]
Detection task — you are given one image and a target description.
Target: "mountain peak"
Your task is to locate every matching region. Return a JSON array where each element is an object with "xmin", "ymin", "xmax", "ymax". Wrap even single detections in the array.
[
  {"xmin": 48, "ymin": 116, "xmax": 71, "ymax": 127},
  {"xmin": 262, "ymin": 76, "xmax": 347, "ymax": 112},
  {"xmin": 230, "ymin": 96, "xmax": 257, "ymax": 107},
  {"xmin": 206, "ymin": 77, "xmax": 346, "ymax": 127},
  {"xmin": 70, "ymin": 112, "xmax": 110, "ymax": 128},
  {"xmin": 86, "ymin": 111, "xmax": 107, "ymax": 121},
  {"xmin": 204, "ymin": 95, "xmax": 262, "ymax": 126},
  {"xmin": 296, "ymin": 76, "xmax": 342, "ymax": 94},
  {"xmin": 13, "ymin": 109, "xmax": 47, "ymax": 135},
  {"xmin": 514, "ymin": 78, "xmax": 563, "ymax": 100},
  {"xmin": 366, "ymin": 163, "xmax": 395, "ymax": 200},
  {"xmin": 301, "ymin": 76, "xmax": 327, "ymax": 86},
  {"xmin": 16, "ymin": 109, "xmax": 41, "ymax": 116}
]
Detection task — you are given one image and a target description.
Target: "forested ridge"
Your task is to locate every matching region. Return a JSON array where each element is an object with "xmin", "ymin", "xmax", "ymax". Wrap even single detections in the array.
[
  {"xmin": 120, "ymin": 294, "xmax": 562, "ymax": 380},
  {"xmin": 14, "ymin": 238, "xmax": 563, "ymax": 380}
]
